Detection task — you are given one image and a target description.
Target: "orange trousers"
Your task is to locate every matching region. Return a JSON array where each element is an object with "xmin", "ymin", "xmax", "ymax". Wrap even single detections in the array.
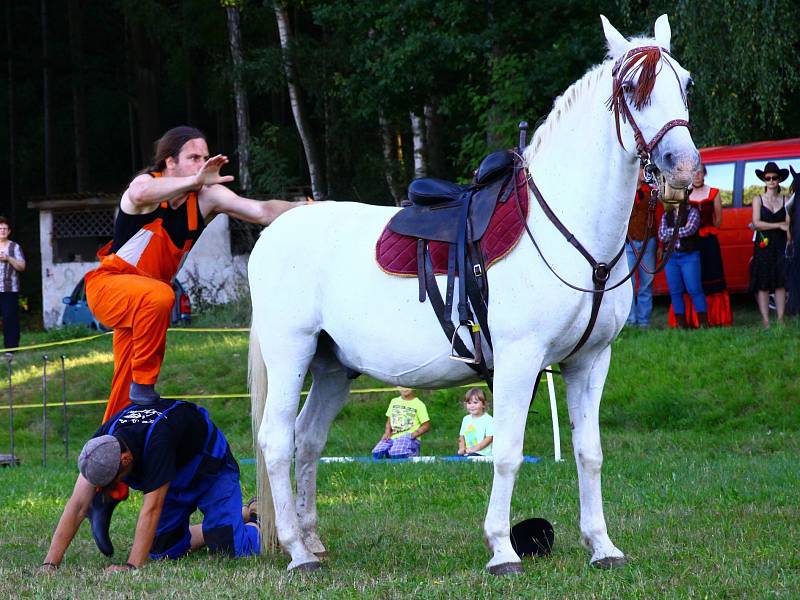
[{"xmin": 86, "ymin": 270, "xmax": 175, "ymax": 422}]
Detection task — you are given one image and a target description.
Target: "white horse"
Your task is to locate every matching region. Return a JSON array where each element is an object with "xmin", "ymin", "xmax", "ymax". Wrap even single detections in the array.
[{"xmin": 248, "ymin": 14, "xmax": 699, "ymax": 573}]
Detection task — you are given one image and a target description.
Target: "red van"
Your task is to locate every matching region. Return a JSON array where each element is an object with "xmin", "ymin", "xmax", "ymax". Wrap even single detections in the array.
[{"xmin": 653, "ymin": 138, "xmax": 800, "ymax": 294}]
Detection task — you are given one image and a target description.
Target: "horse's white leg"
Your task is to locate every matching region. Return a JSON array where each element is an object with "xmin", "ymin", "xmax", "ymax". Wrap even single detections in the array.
[
  {"xmin": 294, "ymin": 354, "xmax": 351, "ymax": 557},
  {"xmin": 256, "ymin": 333, "xmax": 321, "ymax": 571},
  {"xmin": 484, "ymin": 346, "xmax": 542, "ymax": 575},
  {"xmin": 561, "ymin": 345, "xmax": 626, "ymax": 568}
]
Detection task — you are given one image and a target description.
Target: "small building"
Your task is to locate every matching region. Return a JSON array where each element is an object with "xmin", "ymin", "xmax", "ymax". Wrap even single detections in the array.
[{"xmin": 27, "ymin": 194, "xmax": 258, "ymax": 328}]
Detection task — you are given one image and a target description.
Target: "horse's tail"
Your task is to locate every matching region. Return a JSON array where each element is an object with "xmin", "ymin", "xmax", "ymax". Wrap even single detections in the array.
[{"xmin": 249, "ymin": 320, "xmax": 278, "ymax": 552}]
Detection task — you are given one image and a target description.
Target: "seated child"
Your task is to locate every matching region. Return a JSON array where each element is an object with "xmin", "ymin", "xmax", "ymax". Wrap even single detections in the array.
[
  {"xmin": 457, "ymin": 387, "xmax": 493, "ymax": 456},
  {"xmin": 372, "ymin": 387, "xmax": 430, "ymax": 459}
]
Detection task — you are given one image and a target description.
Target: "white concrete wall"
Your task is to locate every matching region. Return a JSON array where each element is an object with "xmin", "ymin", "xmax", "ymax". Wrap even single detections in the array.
[
  {"xmin": 39, "ymin": 211, "xmax": 247, "ymax": 329},
  {"xmin": 177, "ymin": 214, "xmax": 250, "ymax": 306},
  {"xmin": 38, "ymin": 211, "xmax": 98, "ymax": 328}
]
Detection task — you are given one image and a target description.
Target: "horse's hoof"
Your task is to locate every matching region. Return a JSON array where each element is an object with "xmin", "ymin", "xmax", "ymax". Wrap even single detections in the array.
[
  {"xmin": 291, "ymin": 560, "xmax": 323, "ymax": 573},
  {"xmin": 488, "ymin": 562, "xmax": 524, "ymax": 576},
  {"xmin": 591, "ymin": 555, "xmax": 627, "ymax": 569},
  {"xmin": 313, "ymin": 551, "xmax": 328, "ymax": 559}
]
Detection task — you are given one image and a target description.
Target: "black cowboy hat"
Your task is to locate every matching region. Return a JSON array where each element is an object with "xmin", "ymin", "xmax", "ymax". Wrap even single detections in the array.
[
  {"xmin": 755, "ymin": 161, "xmax": 789, "ymax": 183},
  {"xmin": 510, "ymin": 518, "xmax": 555, "ymax": 557}
]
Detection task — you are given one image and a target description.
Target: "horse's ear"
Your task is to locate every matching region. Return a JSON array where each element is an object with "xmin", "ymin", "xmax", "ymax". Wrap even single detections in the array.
[
  {"xmin": 791, "ymin": 165, "xmax": 797, "ymax": 177},
  {"xmin": 654, "ymin": 14, "xmax": 671, "ymax": 51},
  {"xmin": 600, "ymin": 15, "xmax": 630, "ymax": 58}
]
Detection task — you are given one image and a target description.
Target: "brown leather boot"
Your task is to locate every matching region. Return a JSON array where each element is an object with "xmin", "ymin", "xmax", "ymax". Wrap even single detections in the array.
[{"xmin": 697, "ymin": 312, "xmax": 709, "ymax": 328}]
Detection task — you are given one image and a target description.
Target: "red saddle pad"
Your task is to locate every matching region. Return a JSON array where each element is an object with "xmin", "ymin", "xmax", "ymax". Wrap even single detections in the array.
[{"xmin": 376, "ymin": 170, "xmax": 529, "ymax": 276}]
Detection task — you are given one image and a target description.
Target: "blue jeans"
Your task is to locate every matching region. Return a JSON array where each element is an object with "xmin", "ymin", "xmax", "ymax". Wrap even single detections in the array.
[
  {"xmin": 625, "ymin": 240, "xmax": 656, "ymax": 326},
  {"xmin": 665, "ymin": 250, "xmax": 707, "ymax": 314}
]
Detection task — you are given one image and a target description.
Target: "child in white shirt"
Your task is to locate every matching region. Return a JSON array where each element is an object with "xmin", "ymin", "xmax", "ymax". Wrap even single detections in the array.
[{"xmin": 457, "ymin": 387, "xmax": 493, "ymax": 456}]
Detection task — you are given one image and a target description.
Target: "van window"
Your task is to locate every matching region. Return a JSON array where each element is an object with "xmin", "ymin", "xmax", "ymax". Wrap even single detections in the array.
[
  {"xmin": 743, "ymin": 158, "xmax": 800, "ymax": 206},
  {"xmin": 704, "ymin": 162, "xmax": 735, "ymax": 207}
]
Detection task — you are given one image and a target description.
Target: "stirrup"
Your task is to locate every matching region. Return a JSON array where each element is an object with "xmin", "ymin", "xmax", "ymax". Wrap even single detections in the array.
[{"xmin": 449, "ymin": 321, "xmax": 481, "ymax": 364}]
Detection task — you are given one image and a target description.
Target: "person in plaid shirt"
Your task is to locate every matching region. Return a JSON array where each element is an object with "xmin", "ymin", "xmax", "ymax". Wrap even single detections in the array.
[{"xmin": 658, "ymin": 204, "xmax": 706, "ymax": 327}]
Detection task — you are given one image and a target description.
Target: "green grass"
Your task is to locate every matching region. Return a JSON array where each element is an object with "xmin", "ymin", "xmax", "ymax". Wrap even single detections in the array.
[{"xmin": 0, "ymin": 298, "xmax": 798, "ymax": 598}]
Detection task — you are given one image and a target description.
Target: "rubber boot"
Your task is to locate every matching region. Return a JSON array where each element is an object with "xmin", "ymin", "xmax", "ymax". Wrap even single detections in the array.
[
  {"xmin": 697, "ymin": 312, "xmax": 708, "ymax": 328},
  {"xmin": 86, "ymin": 482, "xmax": 129, "ymax": 556},
  {"xmin": 129, "ymin": 382, "xmax": 160, "ymax": 406}
]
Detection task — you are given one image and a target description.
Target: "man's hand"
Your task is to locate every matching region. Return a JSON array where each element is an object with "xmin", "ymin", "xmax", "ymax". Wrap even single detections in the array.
[
  {"xmin": 104, "ymin": 564, "xmax": 138, "ymax": 573},
  {"xmin": 38, "ymin": 562, "xmax": 59, "ymax": 574},
  {"xmin": 194, "ymin": 154, "xmax": 235, "ymax": 188}
]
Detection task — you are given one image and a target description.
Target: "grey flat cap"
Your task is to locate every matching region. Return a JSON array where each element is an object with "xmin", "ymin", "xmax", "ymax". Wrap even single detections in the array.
[{"xmin": 77, "ymin": 435, "xmax": 121, "ymax": 487}]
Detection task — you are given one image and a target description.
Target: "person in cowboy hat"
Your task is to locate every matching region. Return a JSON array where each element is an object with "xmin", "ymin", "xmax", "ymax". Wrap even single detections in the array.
[{"xmin": 751, "ymin": 161, "xmax": 791, "ymax": 327}]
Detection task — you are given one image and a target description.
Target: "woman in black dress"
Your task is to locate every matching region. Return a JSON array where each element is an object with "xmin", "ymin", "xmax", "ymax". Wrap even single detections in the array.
[
  {"xmin": 786, "ymin": 167, "xmax": 800, "ymax": 315},
  {"xmin": 751, "ymin": 161, "xmax": 791, "ymax": 327}
]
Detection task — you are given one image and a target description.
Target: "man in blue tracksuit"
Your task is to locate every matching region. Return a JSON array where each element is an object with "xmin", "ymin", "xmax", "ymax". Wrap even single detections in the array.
[{"xmin": 41, "ymin": 400, "xmax": 259, "ymax": 572}]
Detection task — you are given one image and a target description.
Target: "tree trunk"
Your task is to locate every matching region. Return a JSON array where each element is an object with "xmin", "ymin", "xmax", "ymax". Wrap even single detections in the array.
[
  {"xmin": 41, "ymin": 0, "xmax": 53, "ymax": 194},
  {"xmin": 273, "ymin": 5, "xmax": 325, "ymax": 200},
  {"xmin": 379, "ymin": 114, "xmax": 403, "ymax": 206},
  {"xmin": 226, "ymin": 5, "xmax": 251, "ymax": 193},
  {"xmin": 6, "ymin": 0, "xmax": 17, "ymax": 221},
  {"xmin": 485, "ymin": 0, "xmax": 504, "ymax": 150},
  {"xmin": 67, "ymin": 0, "xmax": 90, "ymax": 192},
  {"xmin": 126, "ymin": 20, "xmax": 161, "ymax": 168},
  {"xmin": 424, "ymin": 102, "xmax": 444, "ymax": 177},
  {"xmin": 410, "ymin": 111, "xmax": 426, "ymax": 179}
]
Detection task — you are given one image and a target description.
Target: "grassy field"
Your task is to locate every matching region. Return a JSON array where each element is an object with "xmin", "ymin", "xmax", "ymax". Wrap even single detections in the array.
[{"xmin": 0, "ymin": 297, "xmax": 798, "ymax": 598}]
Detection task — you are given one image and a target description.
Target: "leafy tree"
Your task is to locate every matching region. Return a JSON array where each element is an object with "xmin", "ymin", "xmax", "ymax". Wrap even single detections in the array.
[{"xmin": 673, "ymin": 0, "xmax": 800, "ymax": 146}]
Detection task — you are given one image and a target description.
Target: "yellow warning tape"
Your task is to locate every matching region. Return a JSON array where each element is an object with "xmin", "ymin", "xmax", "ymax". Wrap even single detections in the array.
[
  {"xmin": 1, "ymin": 331, "xmax": 112, "ymax": 352},
  {"xmin": 0, "ymin": 383, "xmax": 489, "ymax": 411},
  {"xmin": 0, "ymin": 327, "xmax": 250, "ymax": 354}
]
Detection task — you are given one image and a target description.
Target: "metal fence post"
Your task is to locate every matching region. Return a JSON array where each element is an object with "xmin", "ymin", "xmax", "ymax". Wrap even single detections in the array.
[
  {"xmin": 6, "ymin": 355, "xmax": 13, "ymax": 464},
  {"xmin": 42, "ymin": 354, "xmax": 48, "ymax": 467},
  {"xmin": 61, "ymin": 354, "xmax": 68, "ymax": 464}
]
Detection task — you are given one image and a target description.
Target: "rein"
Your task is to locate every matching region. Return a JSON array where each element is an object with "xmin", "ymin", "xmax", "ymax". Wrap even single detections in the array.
[{"xmin": 517, "ymin": 45, "xmax": 690, "ymax": 357}]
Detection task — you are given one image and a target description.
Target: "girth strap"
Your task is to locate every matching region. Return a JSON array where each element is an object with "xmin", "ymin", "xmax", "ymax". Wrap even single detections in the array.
[{"xmin": 419, "ymin": 243, "xmax": 493, "ymax": 388}]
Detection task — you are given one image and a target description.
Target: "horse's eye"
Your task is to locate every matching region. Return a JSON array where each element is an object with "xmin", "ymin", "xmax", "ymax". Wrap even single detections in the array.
[
  {"xmin": 686, "ymin": 78, "xmax": 695, "ymax": 94},
  {"xmin": 621, "ymin": 81, "xmax": 635, "ymax": 94}
]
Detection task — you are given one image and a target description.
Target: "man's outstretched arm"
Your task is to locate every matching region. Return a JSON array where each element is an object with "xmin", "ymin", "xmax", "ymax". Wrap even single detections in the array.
[
  {"xmin": 200, "ymin": 184, "xmax": 298, "ymax": 226},
  {"xmin": 42, "ymin": 475, "xmax": 96, "ymax": 570}
]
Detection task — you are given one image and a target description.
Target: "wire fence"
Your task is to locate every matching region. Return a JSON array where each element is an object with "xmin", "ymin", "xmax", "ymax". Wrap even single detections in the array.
[{"xmin": 0, "ymin": 328, "xmax": 558, "ymax": 468}]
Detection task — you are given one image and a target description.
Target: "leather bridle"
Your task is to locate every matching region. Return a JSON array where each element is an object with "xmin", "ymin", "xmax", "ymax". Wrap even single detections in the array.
[{"xmin": 519, "ymin": 45, "xmax": 692, "ymax": 358}]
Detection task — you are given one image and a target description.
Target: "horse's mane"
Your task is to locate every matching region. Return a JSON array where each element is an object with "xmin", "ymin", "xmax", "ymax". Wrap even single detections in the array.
[
  {"xmin": 525, "ymin": 35, "xmax": 661, "ymax": 163},
  {"xmin": 524, "ymin": 63, "xmax": 609, "ymax": 162}
]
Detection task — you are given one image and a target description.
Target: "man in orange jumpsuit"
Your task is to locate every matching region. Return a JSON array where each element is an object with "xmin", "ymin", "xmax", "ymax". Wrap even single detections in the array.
[{"xmin": 84, "ymin": 125, "xmax": 296, "ymax": 556}]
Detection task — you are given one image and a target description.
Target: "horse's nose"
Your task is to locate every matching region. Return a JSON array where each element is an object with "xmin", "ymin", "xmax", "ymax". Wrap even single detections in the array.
[
  {"xmin": 662, "ymin": 151, "xmax": 676, "ymax": 170},
  {"xmin": 675, "ymin": 150, "xmax": 700, "ymax": 174}
]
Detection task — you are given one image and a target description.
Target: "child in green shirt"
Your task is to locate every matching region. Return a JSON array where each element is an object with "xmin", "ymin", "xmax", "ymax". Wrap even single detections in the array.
[{"xmin": 372, "ymin": 387, "xmax": 430, "ymax": 459}]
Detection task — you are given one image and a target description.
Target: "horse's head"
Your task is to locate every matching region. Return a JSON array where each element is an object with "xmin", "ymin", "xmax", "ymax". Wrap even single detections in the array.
[
  {"xmin": 601, "ymin": 14, "xmax": 699, "ymax": 189},
  {"xmin": 791, "ymin": 166, "xmax": 799, "ymax": 197}
]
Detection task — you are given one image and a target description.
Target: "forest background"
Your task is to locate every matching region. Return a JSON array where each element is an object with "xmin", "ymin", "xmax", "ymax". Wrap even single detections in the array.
[{"xmin": 2, "ymin": 0, "xmax": 800, "ymax": 324}]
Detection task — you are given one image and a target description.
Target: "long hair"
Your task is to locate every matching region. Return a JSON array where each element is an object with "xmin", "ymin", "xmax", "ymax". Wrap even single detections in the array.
[{"xmin": 140, "ymin": 126, "xmax": 206, "ymax": 174}]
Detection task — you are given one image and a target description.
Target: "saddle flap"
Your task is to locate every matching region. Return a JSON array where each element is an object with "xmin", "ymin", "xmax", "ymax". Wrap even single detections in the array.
[{"xmin": 387, "ymin": 201, "xmax": 463, "ymax": 243}]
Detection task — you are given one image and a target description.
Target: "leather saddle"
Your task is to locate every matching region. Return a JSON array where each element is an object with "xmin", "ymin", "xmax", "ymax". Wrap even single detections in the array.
[
  {"xmin": 387, "ymin": 150, "xmax": 515, "ymax": 243},
  {"xmin": 385, "ymin": 149, "xmax": 519, "ymax": 387}
]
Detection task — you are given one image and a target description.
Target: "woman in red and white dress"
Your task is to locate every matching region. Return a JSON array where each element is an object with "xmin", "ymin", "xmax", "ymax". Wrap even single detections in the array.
[{"xmin": 668, "ymin": 164, "xmax": 733, "ymax": 327}]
